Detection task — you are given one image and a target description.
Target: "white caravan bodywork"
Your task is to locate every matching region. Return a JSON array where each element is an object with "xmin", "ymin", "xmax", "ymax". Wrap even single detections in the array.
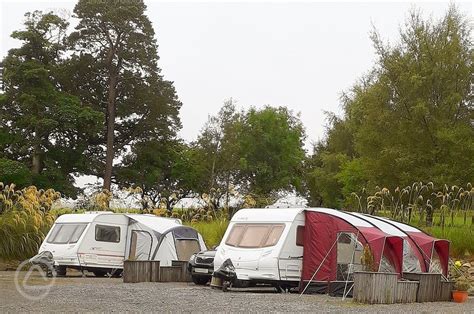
[
  {"xmin": 38, "ymin": 212, "xmax": 206, "ymax": 272},
  {"xmin": 214, "ymin": 208, "xmax": 305, "ymax": 286}
]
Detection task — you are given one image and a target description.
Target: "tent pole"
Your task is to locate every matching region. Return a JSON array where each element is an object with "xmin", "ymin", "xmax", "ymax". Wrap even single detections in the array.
[
  {"xmin": 300, "ymin": 233, "xmax": 341, "ymax": 296},
  {"xmin": 343, "ymin": 283, "xmax": 355, "ymax": 299},
  {"xmin": 428, "ymin": 241, "xmax": 435, "ymax": 272},
  {"xmin": 426, "ymin": 242, "xmax": 448, "ymax": 281},
  {"xmin": 378, "ymin": 237, "xmax": 387, "ymax": 272},
  {"xmin": 342, "ymin": 231, "xmax": 359, "ymax": 301}
]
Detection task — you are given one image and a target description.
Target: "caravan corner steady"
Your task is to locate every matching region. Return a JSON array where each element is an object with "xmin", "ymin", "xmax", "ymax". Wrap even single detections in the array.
[
  {"xmin": 37, "ymin": 212, "xmax": 206, "ymax": 276},
  {"xmin": 213, "ymin": 207, "xmax": 449, "ymax": 292}
]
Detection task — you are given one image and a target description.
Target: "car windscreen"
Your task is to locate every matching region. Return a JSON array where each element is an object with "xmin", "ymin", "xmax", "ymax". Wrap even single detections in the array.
[
  {"xmin": 225, "ymin": 223, "xmax": 285, "ymax": 248},
  {"xmin": 47, "ymin": 223, "xmax": 88, "ymax": 244}
]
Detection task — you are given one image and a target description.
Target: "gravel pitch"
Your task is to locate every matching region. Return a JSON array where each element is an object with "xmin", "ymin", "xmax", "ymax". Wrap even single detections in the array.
[{"xmin": 1, "ymin": 271, "xmax": 473, "ymax": 313}]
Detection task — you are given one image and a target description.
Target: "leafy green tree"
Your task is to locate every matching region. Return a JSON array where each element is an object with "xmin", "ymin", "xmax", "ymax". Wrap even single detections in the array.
[
  {"xmin": 116, "ymin": 140, "xmax": 197, "ymax": 211},
  {"xmin": 190, "ymin": 103, "xmax": 306, "ymax": 208},
  {"xmin": 0, "ymin": 11, "xmax": 103, "ymax": 196},
  {"xmin": 306, "ymin": 7, "xmax": 473, "ymax": 208},
  {"xmin": 192, "ymin": 100, "xmax": 243, "ymax": 208},
  {"xmin": 69, "ymin": 0, "xmax": 181, "ymax": 190},
  {"xmin": 0, "ymin": 159, "xmax": 32, "ymax": 187},
  {"xmin": 353, "ymin": 7, "xmax": 473, "ymax": 188},
  {"xmin": 304, "ymin": 113, "xmax": 356, "ymax": 207},
  {"xmin": 238, "ymin": 106, "xmax": 306, "ymax": 205}
]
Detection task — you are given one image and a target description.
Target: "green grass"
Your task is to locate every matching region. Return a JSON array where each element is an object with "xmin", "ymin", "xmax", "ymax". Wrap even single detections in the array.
[
  {"xmin": 184, "ymin": 219, "xmax": 229, "ymax": 249},
  {"xmin": 372, "ymin": 210, "xmax": 473, "ymax": 258},
  {"xmin": 407, "ymin": 212, "xmax": 473, "ymax": 258},
  {"xmin": 420, "ymin": 226, "xmax": 473, "ymax": 258}
]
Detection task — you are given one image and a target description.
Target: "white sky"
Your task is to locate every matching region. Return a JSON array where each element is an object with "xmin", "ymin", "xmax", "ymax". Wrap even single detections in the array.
[{"xmin": 1, "ymin": 0, "xmax": 472, "ymax": 154}]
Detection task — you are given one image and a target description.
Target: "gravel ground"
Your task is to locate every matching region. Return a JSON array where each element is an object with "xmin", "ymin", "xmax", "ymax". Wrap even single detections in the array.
[{"xmin": 1, "ymin": 271, "xmax": 473, "ymax": 313}]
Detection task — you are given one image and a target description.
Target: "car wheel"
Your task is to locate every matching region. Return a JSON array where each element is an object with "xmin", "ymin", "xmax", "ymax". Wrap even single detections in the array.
[{"xmin": 192, "ymin": 276, "xmax": 209, "ymax": 285}]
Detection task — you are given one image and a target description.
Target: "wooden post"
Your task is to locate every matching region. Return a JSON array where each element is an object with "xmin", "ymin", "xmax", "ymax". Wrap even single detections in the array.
[{"xmin": 150, "ymin": 261, "xmax": 161, "ymax": 282}]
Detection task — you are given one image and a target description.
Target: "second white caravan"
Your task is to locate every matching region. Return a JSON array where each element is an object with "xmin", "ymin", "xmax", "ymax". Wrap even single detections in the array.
[{"xmin": 38, "ymin": 212, "xmax": 206, "ymax": 276}]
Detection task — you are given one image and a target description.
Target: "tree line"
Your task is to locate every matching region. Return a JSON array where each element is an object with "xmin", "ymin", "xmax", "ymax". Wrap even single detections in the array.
[{"xmin": 0, "ymin": 2, "xmax": 472, "ymax": 211}]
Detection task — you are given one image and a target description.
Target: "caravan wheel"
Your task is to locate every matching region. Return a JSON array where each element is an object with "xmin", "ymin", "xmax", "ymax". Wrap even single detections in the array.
[
  {"xmin": 55, "ymin": 266, "xmax": 67, "ymax": 277},
  {"xmin": 110, "ymin": 269, "xmax": 123, "ymax": 278},
  {"xmin": 92, "ymin": 270, "xmax": 107, "ymax": 277}
]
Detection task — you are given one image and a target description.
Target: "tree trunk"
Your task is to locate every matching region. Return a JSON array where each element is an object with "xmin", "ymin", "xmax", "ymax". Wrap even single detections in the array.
[
  {"xmin": 225, "ymin": 174, "xmax": 230, "ymax": 209},
  {"xmin": 31, "ymin": 130, "xmax": 42, "ymax": 175},
  {"xmin": 31, "ymin": 150, "xmax": 42, "ymax": 175},
  {"xmin": 103, "ymin": 73, "xmax": 117, "ymax": 191}
]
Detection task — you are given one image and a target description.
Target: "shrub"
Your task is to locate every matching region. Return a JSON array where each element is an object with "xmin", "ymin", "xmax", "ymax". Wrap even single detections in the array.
[
  {"xmin": 454, "ymin": 276, "xmax": 470, "ymax": 291},
  {"xmin": 0, "ymin": 183, "xmax": 59, "ymax": 260}
]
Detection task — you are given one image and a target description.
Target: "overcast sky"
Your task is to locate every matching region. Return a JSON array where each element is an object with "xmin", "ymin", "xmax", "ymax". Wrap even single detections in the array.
[{"xmin": 1, "ymin": 1, "xmax": 472, "ymax": 153}]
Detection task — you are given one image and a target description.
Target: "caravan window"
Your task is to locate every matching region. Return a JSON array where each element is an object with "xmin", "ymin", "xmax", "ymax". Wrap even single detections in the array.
[
  {"xmin": 263, "ymin": 225, "xmax": 285, "ymax": 247},
  {"xmin": 225, "ymin": 224, "xmax": 285, "ymax": 248},
  {"xmin": 95, "ymin": 225, "xmax": 120, "ymax": 243},
  {"xmin": 47, "ymin": 224, "xmax": 87, "ymax": 244},
  {"xmin": 296, "ymin": 226, "xmax": 304, "ymax": 246},
  {"xmin": 239, "ymin": 225, "xmax": 270, "ymax": 248},
  {"xmin": 226, "ymin": 225, "xmax": 245, "ymax": 246}
]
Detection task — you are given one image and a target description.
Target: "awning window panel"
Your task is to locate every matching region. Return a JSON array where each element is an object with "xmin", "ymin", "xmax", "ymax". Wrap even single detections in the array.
[
  {"xmin": 173, "ymin": 228, "xmax": 198, "ymax": 240},
  {"xmin": 402, "ymin": 240, "xmax": 422, "ymax": 272}
]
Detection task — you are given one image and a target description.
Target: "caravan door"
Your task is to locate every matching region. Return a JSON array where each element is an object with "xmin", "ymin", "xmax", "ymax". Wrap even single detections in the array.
[
  {"xmin": 128, "ymin": 230, "xmax": 153, "ymax": 260},
  {"xmin": 77, "ymin": 215, "xmax": 128, "ymax": 268},
  {"xmin": 278, "ymin": 224, "xmax": 304, "ymax": 281}
]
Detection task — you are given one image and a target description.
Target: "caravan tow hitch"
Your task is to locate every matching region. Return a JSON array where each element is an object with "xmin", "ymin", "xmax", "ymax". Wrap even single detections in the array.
[{"xmin": 29, "ymin": 251, "xmax": 56, "ymax": 277}]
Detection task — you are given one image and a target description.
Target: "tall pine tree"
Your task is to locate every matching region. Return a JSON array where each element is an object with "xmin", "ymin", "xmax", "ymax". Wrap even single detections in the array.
[{"xmin": 68, "ymin": 0, "xmax": 181, "ymax": 190}]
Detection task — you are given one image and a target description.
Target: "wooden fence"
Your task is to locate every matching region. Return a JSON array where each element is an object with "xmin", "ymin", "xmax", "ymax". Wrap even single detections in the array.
[
  {"xmin": 353, "ymin": 272, "xmax": 400, "ymax": 304},
  {"xmin": 123, "ymin": 261, "xmax": 160, "ymax": 283},
  {"xmin": 396, "ymin": 281, "xmax": 419, "ymax": 303},
  {"xmin": 403, "ymin": 273, "xmax": 453, "ymax": 302},
  {"xmin": 123, "ymin": 260, "xmax": 192, "ymax": 283},
  {"xmin": 171, "ymin": 261, "xmax": 192, "ymax": 282},
  {"xmin": 354, "ymin": 272, "xmax": 453, "ymax": 304}
]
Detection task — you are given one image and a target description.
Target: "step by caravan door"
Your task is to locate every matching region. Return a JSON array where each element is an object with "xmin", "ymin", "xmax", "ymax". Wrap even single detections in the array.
[
  {"xmin": 278, "ymin": 224, "xmax": 304, "ymax": 281},
  {"xmin": 128, "ymin": 230, "xmax": 153, "ymax": 260}
]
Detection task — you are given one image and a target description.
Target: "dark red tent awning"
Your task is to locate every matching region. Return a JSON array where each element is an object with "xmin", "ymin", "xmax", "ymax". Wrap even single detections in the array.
[{"xmin": 301, "ymin": 211, "xmax": 404, "ymax": 282}]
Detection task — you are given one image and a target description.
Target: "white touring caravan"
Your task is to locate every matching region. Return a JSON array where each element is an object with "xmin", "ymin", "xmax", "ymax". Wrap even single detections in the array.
[
  {"xmin": 214, "ymin": 207, "xmax": 448, "ymax": 292},
  {"xmin": 214, "ymin": 207, "xmax": 306, "ymax": 289},
  {"xmin": 37, "ymin": 212, "xmax": 206, "ymax": 276}
]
